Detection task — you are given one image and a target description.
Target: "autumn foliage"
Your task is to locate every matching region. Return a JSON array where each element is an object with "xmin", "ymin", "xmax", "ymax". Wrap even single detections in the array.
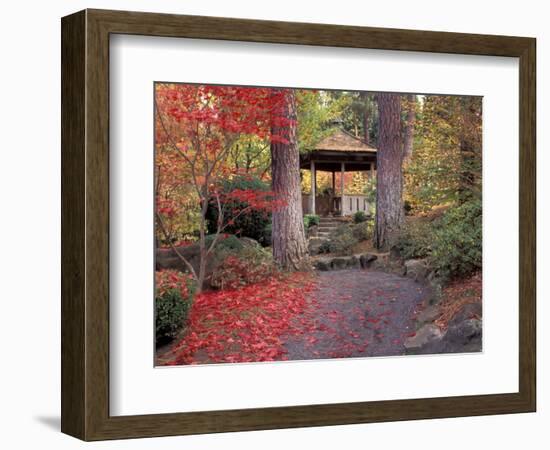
[
  {"xmin": 153, "ymin": 85, "xmax": 484, "ymax": 364},
  {"xmin": 155, "ymin": 84, "xmax": 298, "ymax": 291},
  {"xmin": 164, "ymin": 273, "xmax": 316, "ymax": 364}
]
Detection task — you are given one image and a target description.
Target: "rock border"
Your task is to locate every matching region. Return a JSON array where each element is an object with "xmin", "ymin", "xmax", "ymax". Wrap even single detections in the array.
[{"xmin": 313, "ymin": 253, "xmax": 378, "ymax": 271}]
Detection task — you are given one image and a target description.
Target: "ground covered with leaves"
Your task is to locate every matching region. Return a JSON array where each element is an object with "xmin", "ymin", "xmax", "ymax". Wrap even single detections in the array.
[
  {"xmin": 435, "ymin": 271, "xmax": 482, "ymax": 329},
  {"xmin": 157, "ymin": 269, "xmax": 433, "ymax": 365},
  {"xmin": 283, "ymin": 270, "xmax": 431, "ymax": 360},
  {"xmin": 158, "ymin": 272, "xmax": 317, "ymax": 365}
]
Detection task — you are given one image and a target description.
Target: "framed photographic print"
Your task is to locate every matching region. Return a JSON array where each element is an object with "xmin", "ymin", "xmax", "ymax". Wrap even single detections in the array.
[{"xmin": 61, "ymin": 9, "xmax": 536, "ymax": 441}]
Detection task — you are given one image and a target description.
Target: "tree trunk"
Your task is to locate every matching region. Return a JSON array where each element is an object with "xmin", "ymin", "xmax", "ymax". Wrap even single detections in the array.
[
  {"xmin": 196, "ymin": 185, "xmax": 209, "ymax": 293},
  {"xmin": 374, "ymin": 93, "xmax": 404, "ymax": 249},
  {"xmin": 362, "ymin": 92, "xmax": 370, "ymax": 145},
  {"xmin": 270, "ymin": 90, "xmax": 309, "ymax": 271},
  {"xmin": 403, "ymin": 94, "xmax": 416, "ymax": 161}
]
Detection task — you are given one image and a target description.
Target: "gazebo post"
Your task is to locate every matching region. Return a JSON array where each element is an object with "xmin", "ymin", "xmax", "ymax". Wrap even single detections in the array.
[
  {"xmin": 331, "ymin": 171, "xmax": 336, "ymax": 216},
  {"xmin": 369, "ymin": 162, "xmax": 374, "ymax": 180},
  {"xmin": 340, "ymin": 162, "xmax": 345, "ymax": 216},
  {"xmin": 310, "ymin": 160, "xmax": 316, "ymax": 215}
]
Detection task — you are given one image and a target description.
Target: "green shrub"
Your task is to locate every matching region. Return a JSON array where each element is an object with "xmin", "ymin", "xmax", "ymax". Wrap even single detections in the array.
[
  {"xmin": 393, "ymin": 199, "xmax": 482, "ymax": 282},
  {"xmin": 210, "ymin": 243, "xmax": 275, "ymax": 290},
  {"xmin": 351, "ymin": 220, "xmax": 373, "ymax": 241},
  {"xmin": 353, "ymin": 211, "xmax": 368, "ymax": 223},
  {"xmin": 205, "ymin": 233, "xmax": 244, "ymax": 252},
  {"xmin": 260, "ymin": 223, "xmax": 272, "ymax": 247},
  {"xmin": 430, "ymin": 199, "xmax": 482, "ymax": 280},
  {"xmin": 393, "ymin": 220, "xmax": 434, "ymax": 260},
  {"xmin": 155, "ymin": 270, "xmax": 196, "ymax": 343},
  {"xmin": 205, "ymin": 175, "xmax": 272, "ymax": 245},
  {"xmin": 319, "ymin": 224, "xmax": 358, "ymax": 255},
  {"xmin": 304, "ymin": 214, "xmax": 320, "ymax": 229}
]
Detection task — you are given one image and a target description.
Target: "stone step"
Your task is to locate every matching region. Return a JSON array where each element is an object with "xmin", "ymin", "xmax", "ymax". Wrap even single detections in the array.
[
  {"xmin": 309, "ymin": 236, "xmax": 329, "ymax": 243},
  {"xmin": 317, "ymin": 226, "xmax": 337, "ymax": 232}
]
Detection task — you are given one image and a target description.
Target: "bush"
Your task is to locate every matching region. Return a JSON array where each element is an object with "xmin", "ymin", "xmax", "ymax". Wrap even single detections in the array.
[
  {"xmin": 393, "ymin": 220, "xmax": 434, "ymax": 260},
  {"xmin": 353, "ymin": 211, "xmax": 368, "ymax": 223},
  {"xmin": 210, "ymin": 242, "xmax": 276, "ymax": 290},
  {"xmin": 205, "ymin": 233, "xmax": 244, "ymax": 252},
  {"xmin": 351, "ymin": 220, "xmax": 373, "ymax": 241},
  {"xmin": 304, "ymin": 214, "xmax": 320, "ymax": 229},
  {"xmin": 430, "ymin": 199, "xmax": 482, "ymax": 280},
  {"xmin": 205, "ymin": 175, "xmax": 272, "ymax": 245},
  {"xmin": 155, "ymin": 270, "xmax": 196, "ymax": 343},
  {"xmin": 393, "ymin": 199, "xmax": 482, "ymax": 282},
  {"xmin": 319, "ymin": 224, "xmax": 358, "ymax": 255}
]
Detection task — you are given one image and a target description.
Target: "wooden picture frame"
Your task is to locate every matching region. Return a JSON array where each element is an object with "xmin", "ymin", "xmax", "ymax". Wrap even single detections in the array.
[{"xmin": 61, "ymin": 8, "xmax": 536, "ymax": 441}]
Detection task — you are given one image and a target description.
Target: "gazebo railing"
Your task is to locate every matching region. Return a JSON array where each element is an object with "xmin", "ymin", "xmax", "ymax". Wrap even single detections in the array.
[
  {"xmin": 341, "ymin": 194, "xmax": 371, "ymax": 216},
  {"xmin": 302, "ymin": 193, "xmax": 371, "ymax": 217}
]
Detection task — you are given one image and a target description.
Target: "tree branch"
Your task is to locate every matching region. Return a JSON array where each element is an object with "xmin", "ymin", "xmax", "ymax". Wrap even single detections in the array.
[{"xmin": 156, "ymin": 212, "xmax": 198, "ymax": 280}]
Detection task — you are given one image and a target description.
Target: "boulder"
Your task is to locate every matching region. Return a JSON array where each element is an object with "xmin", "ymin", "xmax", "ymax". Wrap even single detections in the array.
[
  {"xmin": 155, "ymin": 236, "xmax": 260, "ymax": 288},
  {"xmin": 314, "ymin": 258, "xmax": 332, "ymax": 271},
  {"xmin": 406, "ymin": 318, "xmax": 483, "ymax": 355},
  {"xmin": 312, "ymin": 254, "xmax": 378, "ymax": 271},
  {"xmin": 368, "ymin": 252, "xmax": 390, "ymax": 271},
  {"xmin": 416, "ymin": 305, "xmax": 441, "ymax": 325},
  {"xmin": 406, "ymin": 295, "xmax": 482, "ymax": 356},
  {"xmin": 404, "ymin": 258, "xmax": 429, "ymax": 282},
  {"xmin": 308, "ymin": 237, "xmax": 327, "ymax": 256},
  {"xmin": 347, "ymin": 255, "xmax": 361, "ymax": 269},
  {"xmin": 331, "ymin": 257, "xmax": 349, "ymax": 270},
  {"xmin": 239, "ymin": 237, "xmax": 261, "ymax": 248},
  {"xmin": 404, "ymin": 324, "xmax": 443, "ymax": 353},
  {"xmin": 359, "ymin": 253, "xmax": 378, "ymax": 269},
  {"xmin": 445, "ymin": 318, "xmax": 482, "ymax": 348},
  {"xmin": 156, "ymin": 243, "xmax": 202, "ymax": 273},
  {"xmin": 448, "ymin": 302, "xmax": 482, "ymax": 327}
]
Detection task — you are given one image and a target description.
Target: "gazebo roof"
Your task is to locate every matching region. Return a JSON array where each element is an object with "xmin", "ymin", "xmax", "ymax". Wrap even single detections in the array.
[
  {"xmin": 313, "ymin": 128, "xmax": 377, "ymax": 153},
  {"xmin": 300, "ymin": 128, "xmax": 377, "ymax": 172}
]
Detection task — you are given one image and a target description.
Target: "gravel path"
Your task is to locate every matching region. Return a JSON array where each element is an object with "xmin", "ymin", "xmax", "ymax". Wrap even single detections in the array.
[{"xmin": 283, "ymin": 269, "xmax": 432, "ymax": 360}]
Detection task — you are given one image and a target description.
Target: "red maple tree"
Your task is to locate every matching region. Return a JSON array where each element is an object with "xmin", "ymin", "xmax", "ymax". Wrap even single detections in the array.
[{"xmin": 155, "ymin": 83, "xmax": 294, "ymax": 291}]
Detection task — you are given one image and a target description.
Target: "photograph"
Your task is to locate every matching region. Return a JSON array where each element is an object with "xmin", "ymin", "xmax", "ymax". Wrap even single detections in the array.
[
  {"xmin": 154, "ymin": 83, "xmax": 483, "ymax": 366},
  {"xmin": 0, "ymin": 0, "xmax": 542, "ymax": 445}
]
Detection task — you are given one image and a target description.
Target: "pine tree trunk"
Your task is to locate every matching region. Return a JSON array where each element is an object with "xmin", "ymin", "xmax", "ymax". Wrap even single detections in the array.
[
  {"xmin": 271, "ymin": 90, "xmax": 309, "ymax": 271},
  {"xmin": 403, "ymin": 94, "xmax": 416, "ymax": 161},
  {"xmin": 374, "ymin": 93, "xmax": 404, "ymax": 249},
  {"xmin": 362, "ymin": 92, "xmax": 370, "ymax": 145}
]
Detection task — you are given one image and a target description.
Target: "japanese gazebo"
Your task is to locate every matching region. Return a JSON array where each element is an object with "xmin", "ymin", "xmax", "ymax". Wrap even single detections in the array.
[{"xmin": 300, "ymin": 128, "xmax": 377, "ymax": 217}]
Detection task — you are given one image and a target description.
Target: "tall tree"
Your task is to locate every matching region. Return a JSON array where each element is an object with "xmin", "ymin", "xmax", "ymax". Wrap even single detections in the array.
[
  {"xmin": 270, "ymin": 90, "xmax": 309, "ymax": 270},
  {"xmin": 361, "ymin": 92, "xmax": 371, "ymax": 145},
  {"xmin": 374, "ymin": 93, "xmax": 404, "ymax": 249},
  {"xmin": 403, "ymin": 94, "xmax": 416, "ymax": 161}
]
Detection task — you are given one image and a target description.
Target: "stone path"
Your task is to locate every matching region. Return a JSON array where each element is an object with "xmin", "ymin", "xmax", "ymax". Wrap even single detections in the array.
[{"xmin": 283, "ymin": 269, "xmax": 433, "ymax": 360}]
